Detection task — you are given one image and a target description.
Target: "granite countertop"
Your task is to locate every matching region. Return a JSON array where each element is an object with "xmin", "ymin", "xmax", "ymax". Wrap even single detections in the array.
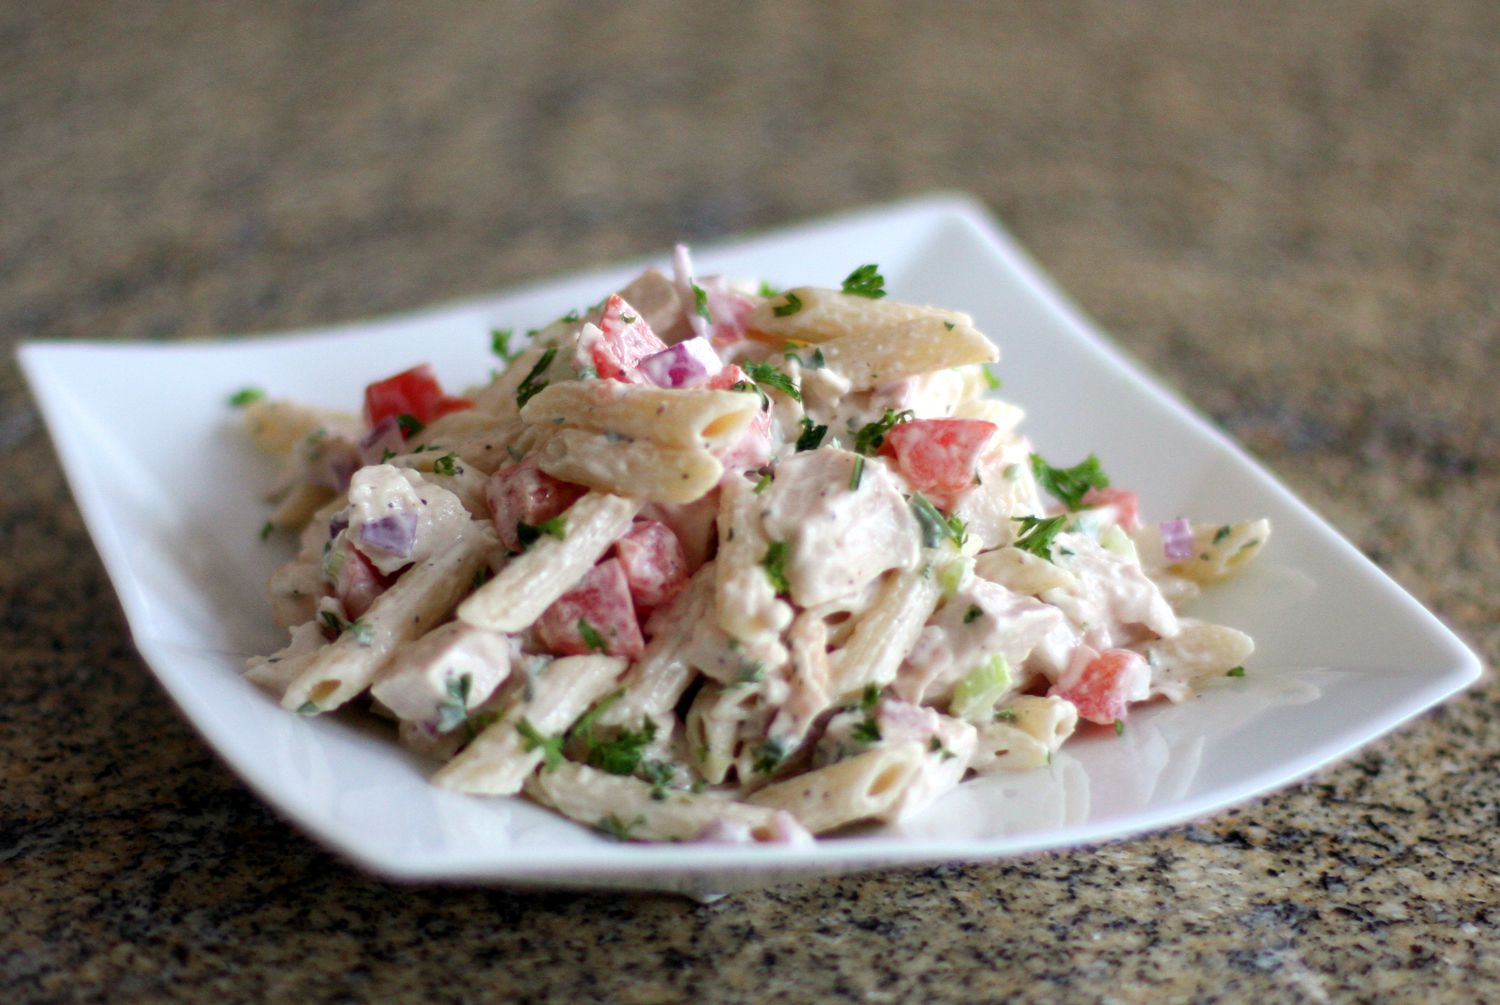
[{"xmin": 4, "ymin": 3, "xmax": 1498, "ymax": 1002}]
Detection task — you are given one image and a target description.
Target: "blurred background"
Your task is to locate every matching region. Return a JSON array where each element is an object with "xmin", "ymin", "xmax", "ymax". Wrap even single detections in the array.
[{"xmin": 5, "ymin": 2, "xmax": 1498, "ymax": 1000}]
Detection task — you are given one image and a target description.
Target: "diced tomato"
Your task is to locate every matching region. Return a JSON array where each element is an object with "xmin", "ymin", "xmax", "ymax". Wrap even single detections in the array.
[
  {"xmin": 363, "ymin": 364, "xmax": 473, "ymax": 432},
  {"xmin": 591, "ymin": 295, "xmax": 667, "ymax": 382},
  {"xmin": 613, "ymin": 520, "xmax": 689, "ymax": 616},
  {"xmin": 706, "ymin": 288, "xmax": 756, "ymax": 345},
  {"xmin": 1081, "ymin": 486, "xmax": 1142, "ymax": 533},
  {"xmin": 535, "ymin": 558, "xmax": 645, "ymax": 658},
  {"xmin": 705, "ymin": 364, "xmax": 773, "ymax": 472},
  {"xmin": 328, "ymin": 542, "xmax": 386, "ymax": 621},
  {"xmin": 881, "ymin": 418, "xmax": 998, "ymax": 507},
  {"xmin": 484, "ymin": 458, "xmax": 587, "ymax": 553},
  {"xmin": 1050, "ymin": 648, "xmax": 1148, "ymax": 725}
]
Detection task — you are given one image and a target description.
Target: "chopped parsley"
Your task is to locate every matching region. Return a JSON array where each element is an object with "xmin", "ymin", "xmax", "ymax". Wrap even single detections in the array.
[
  {"xmin": 772, "ymin": 292, "xmax": 803, "ymax": 317},
  {"xmin": 758, "ymin": 280, "xmax": 781, "ymax": 298},
  {"xmin": 1114, "ymin": 719, "xmax": 1125, "ymax": 736},
  {"xmin": 320, "ymin": 610, "xmax": 344, "ymax": 635},
  {"xmin": 929, "ymin": 735, "xmax": 956, "ymax": 760},
  {"xmin": 349, "ymin": 619, "xmax": 374, "ymax": 646},
  {"xmin": 784, "ymin": 345, "xmax": 826, "ymax": 370},
  {"xmin": 751, "ymin": 738, "xmax": 786, "ymax": 775},
  {"xmin": 380, "ymin": 448, "xmax": 396, "ymax": 462},
  {"xmin": 1213, "ymin": 525, "xmax": 1233, "ymax": 545},
  {"xmin": 432, "ymin": 452, "xmax": 460, "ymax": 477},
  {"xmin": 1226, "ymin": 666, "xmax": 1246, "ymax": 678},
  {"xmin": 596, "ymin": 814, "xmax": 644, "ymax": 841},
  {"xmin": 1013, "ymin": 514, "xmax": 1069, "ymax": 559},
  {"xmin": 491, "ymin": 328, "xmax": 519, "ymax": 364},
  {"xmin": 731, "ymin": 660, "xmax": 767, "ymax": 686},
  {"xmin": 849, "ymin": 455, "xmax": 865, "ymax": 491},
  {"xmin": 692, "ymin": 282, "xmax": 712, "ymax": 322},
  {"xmin": 795, "ymin": 416, "xmax": 828, "ymax": 452},
  {"xmin": 852, "ymin": 408, "xmax": 914, "ymax": 455},
  {"xmin": 296, "ymin": 701, "xmax": 319, "ymax": 716},
  {"xmin": 852, "ymin": 716, "xmax": 882, "ymax": 744},
  {"xmin": 729, "ymin": 379, "xmax": 769, "ymax": 410},
  {"xmin": 994, "ymin": 707, "xmax": 1018, "ymax": 723},
  {"xmin": 583, "ymin": 718, "xmax": 658, "ymax": 775},
  {"xmin": 981, "ymin": 366, "xmax": 1001, "ymax": 391},
  {"xmin": 740, "ymin": 360, "xmax": 801, "ymax": 402},
  {"xmin": 576, "ymin": 618, "xmax": 608, "ymax": 653},
  {"xmin": 259, "ymin": 520, "xmax": 275, "ymax": 541},
  {"xmin": 471, "ymin": 567, "xmax": 492, "ymax": 590},
  {"xmin": 1030, "ymin": 453, "xmax": 1110, "ymax": 511},
  {"xmin": 436, "ymin": 674, "xmax": 472, "ymax": 734},
  {"xmin": 760, "ymin": 540, "xmax": 791, "ymax": 596},
  {"xmin": 841, "ymin": 264, "xmax": 887, "ymax": 299},
  {"xmin": 963, "ymin": 605, "xmax": 983, "ymax": 624},
  {"xmin": 861, "ymin": 684, "xmax": 881, "ymax": 709},
  {"xmin": 515, "ymin": 346, "xmax": 557, "ymax": 408},
  {"xmin": 395, "ymin": 413, "xmax": 425, "ymax": 437},
  {"xmin": 516, "ymin": 515, "xmax": 567, "ymax": 549},
  {"xmin": 642, "ymin": 760, "xmax": 676, "ymax": 800},
  {"xmin": 515, "ymin": 718, "xmax": 564, "ymax": 771},
  {"xmin": 753, "ymin": 472, "xmax": 772, "ymax": 495},
  {"xmin": 910, "ymin": 493, "xmax": 967, "ymax": 549},
  {"xmin": 227, "ymin": 387, "xmax": 265, "ymax": 408}
]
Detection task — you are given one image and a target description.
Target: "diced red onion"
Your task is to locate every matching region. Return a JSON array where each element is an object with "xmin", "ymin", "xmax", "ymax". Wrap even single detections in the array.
[
  {"xmin": 638, "ymin": 337, "xmax": 723, "ymax": 389},
  {"xmin": 1160, "ymin": 518, "xmax": 1195, "ymax": 560},
  {"xmin": 358, "ymin": 511, "xmax": 419, "ymax": 558},
  {"xmin": 328, "ymin": 513, "xmax": 349, "ymax": 539},
  {"xmin": 360, "ymin": 417, "xmax": 404, "ymax": 465}
]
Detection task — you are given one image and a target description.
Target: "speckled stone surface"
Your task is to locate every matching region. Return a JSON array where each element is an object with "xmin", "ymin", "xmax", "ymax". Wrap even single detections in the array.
[{"xmin": 4, "ymin": 3, "xmax": 1499, "ymax": 1002}]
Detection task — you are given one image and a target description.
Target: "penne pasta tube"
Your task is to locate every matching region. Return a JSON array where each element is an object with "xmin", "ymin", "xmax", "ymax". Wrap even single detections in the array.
[
  {"xmin": 747, "ymin": 741, "xmax": 927, "ymax": 834},
  {"xmin": 746, "ymin": 287, "xmax": 972, "ymax": 345},
  {"xmin": 534, "ymin": 428, "xmax": 724, "ymax": 504},
  {"xmin": 281, "ymin": 528, "xmax": 502, "ymax": 713},
  {"xmin": 521, "ymin": 382, "xmax": 759, "ymax": 453},
  {"xmin": 433, "ymin": 654, "xmax": 625, "ymax": 795},
  {"xmin": 456, "ymin": 491, "xmax": 640, "ymax": 632},
  {"xmin": 525, "ymin": 762, "xmax": 800, "ymax": 843},
  {"xmin": 828, "ymin": 567, "xmax": 944, "ymax": 701},
  {"xmin": 818, "ymin": 321, "xmax": 998, "ymax": 390}
]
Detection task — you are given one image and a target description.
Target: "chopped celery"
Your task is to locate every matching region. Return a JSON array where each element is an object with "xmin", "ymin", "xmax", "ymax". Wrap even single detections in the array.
[
  {"xmin": 949, "ymin": 655, "xmax": 1013, "ymax": 722},
  {"xmin": 937, "ymin": 556, "xmax": 974, "ymax": 598},
  {"xmin": 1099, "ymin": 522, "xmax": 1138, "ymax": 561}
]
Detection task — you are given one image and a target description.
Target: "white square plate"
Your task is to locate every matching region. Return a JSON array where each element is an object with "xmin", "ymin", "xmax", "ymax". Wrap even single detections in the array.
[{"xmin": 20, "ymin": 195, "xmax": 1481, "ymax": 896}]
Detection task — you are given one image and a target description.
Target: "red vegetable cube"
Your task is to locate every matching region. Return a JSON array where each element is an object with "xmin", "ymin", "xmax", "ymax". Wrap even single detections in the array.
[
  {"xmin": 535, "ymin": 558, "xmax": 645, "ymax": 658},
  {"xmin": 1050, "ymin": 648, "xmax": 1149, "ymax": 725},
  {"xmin": 591, "ymin": 294, "xmax": 667, "ymax": 382},
  {"xmin": 1081, "ymin": 486, "xmax": 1142, "ymax": 533},
  {"xmin": 363, "ymin": 364, "xmax": 472, "ymax": 432},
  {"xmin": 613, "ymin": 520, "xmax": 689, "ymax": 616},
  {"xmin": 881, "ymin": 418, "xmax": 998, "ymax": 506},
  {"xmin": 484, "ymin": 458, "xmax": 587, "ymax": 553}
]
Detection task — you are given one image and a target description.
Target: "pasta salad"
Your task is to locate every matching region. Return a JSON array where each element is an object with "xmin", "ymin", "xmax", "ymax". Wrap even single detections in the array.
[{"xmin": 239, "ymin": 250, "xmax": 1269, "ymax": 845}]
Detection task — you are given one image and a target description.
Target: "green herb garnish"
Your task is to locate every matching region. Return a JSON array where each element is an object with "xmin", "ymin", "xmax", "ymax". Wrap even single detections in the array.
[
  {"xmin": 753, "ymin": 473, "xmax": 772, "ymax": 495},
  {"xmin": 761, "ymin": 541, "xmax": 791, "ymax": 596},
  {"xmin": 596, "ymin": 814, "xmax": 644, "ymax": 841},
  {"xmin": 432, "ymin": 452, "xmax": 460, "ymax": 477},
  {"xmin": 692, "ymin": 283, "xmax": 712, "ymax": 323},
  {"xmin": 1030, "ymin": 453, "xmax": 1110, "ymax": 511},
  {"xmin": 751, "ymin": 738, "xmax": 786, "ymax": 775},
  {"xmin": 841, "ymin": 264, "xmax": 886, "ymax": 299},
  {"xmin": 852, "ymin": 408, "xmax": 914, "ymax": 455},
  {"xmin": 1213, "ymin": 525, "xmax": 1233, "ymax": 545},
  {"xmin": 349, "ymin": 619, "xmax": 374, "ymax": 646},
  {"xmin": 740, "ymin": 360, "xmax": 801, "ymax": 402},
  {"xmin": 981, "ymin": 366, "xmax": 1001, "ymax": 390},
  {"xmin": 1226, "ymin": 666, "xmax": 1246, "ymax": 678},
  {"xmin": 516, "ymin": 346, "xmax": 557, "ymax": 408},
  {"xmin": 436, "ymin": 674, "xmax": 472, "ymax": 734},
  {"xmin": 576, "ymin": 618, "xmax": 608, "ymax": 653},
  {"xmin": 396, "ymin": 413, "xmax": 425, "ymax": 437},
  {"xmin": 795, "ymin": 416, "xmax": 828, "ymax": 452},
  {"xmin": 849, "ymin": 455, "xmax": 865, "ymax": 491},
  {"xmin": 784, "ymin": 345, "xmax": 826, "ymax": 370},
  {"xmin": 584, "ymin": 718, "xmax": 658, "ymax": 776},
  {"xmin": 773, "ymin": 292, "xmax": 803, "ymax": 317},
  {"xmin": 758, "ymin": 280, "xmax": 781, "ymax": 298},
  {"xmin": 515, "ymin": 515, "xmax": 567, "ymax": 549},
  {"xmin": 296, "ymin": 701, "xmax": 319, "ymax": 716},
  {"xmin": 1013, "ymin": 514, "xmax": 1069, "ymax": 559},
  {"xmin": 491, "ymin": 328, "xmax": 518, "ymax": 364},
  {"xmin": 852, "ymin": 716, "xmax": 882, "ymax": 744},
  {"xmin": 516, "ymin": 719, "xmax": 564, "ymax": 771},
  {"xmin": 910, "ymin": 493, "xmax": 967, "ymax": 549},
  {"xmin": 259, "ymin": 520, "xmax": 275, "ymax": 541},
  {"xmin": 963, "ymin": 605, "xmax": 983, "ymax": 625},
  {"xmin": 228, "ymin": 387, "xmax": 265, "ymax": 408},
  {"xmin": 1114, "ymin": 720, "xmax": 1125, "ymax": 736}
]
